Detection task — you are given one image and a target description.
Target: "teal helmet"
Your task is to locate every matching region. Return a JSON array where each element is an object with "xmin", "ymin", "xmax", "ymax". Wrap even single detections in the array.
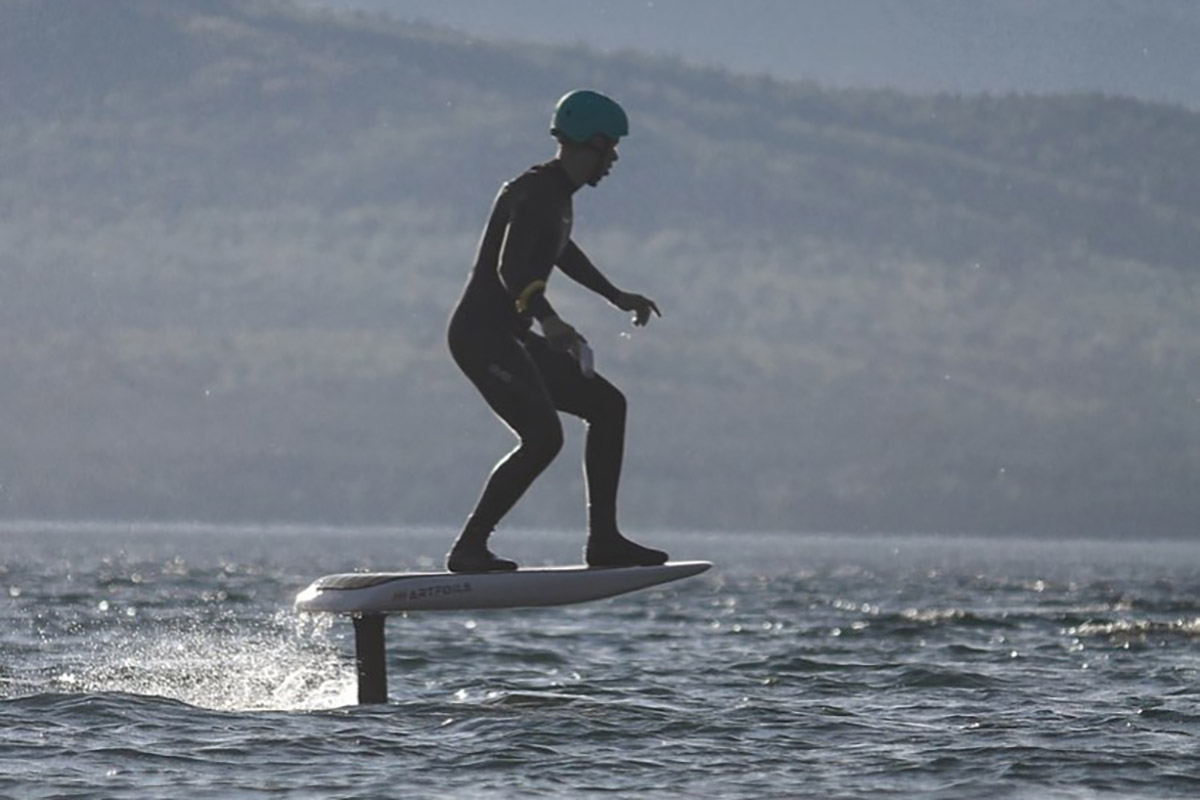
[{"xmin": 550, "ymin": 90, "xmax": 629, "ymax": 144}]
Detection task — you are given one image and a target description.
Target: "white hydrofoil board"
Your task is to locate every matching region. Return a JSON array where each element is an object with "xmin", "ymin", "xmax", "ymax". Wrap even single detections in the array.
[{"xmin": 295, "ymin": 561, "xmax": 712, "ymax": 615}]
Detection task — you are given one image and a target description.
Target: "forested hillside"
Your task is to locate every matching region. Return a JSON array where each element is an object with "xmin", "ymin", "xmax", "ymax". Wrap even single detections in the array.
[{"xmin": 2, "ymin": 0, "xmax": 1198, "ymax": 536}]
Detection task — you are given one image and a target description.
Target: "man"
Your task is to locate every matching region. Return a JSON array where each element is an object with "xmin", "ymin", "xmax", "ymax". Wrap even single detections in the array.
[{"xmin": 445, "ymin": 89, "xmax": 669, "ymax": 573}]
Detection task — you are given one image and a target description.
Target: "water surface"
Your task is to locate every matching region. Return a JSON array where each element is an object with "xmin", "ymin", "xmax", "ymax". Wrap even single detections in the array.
[{"xmin": 2, "ymin": 524, "xmax": 1198, "ymax": 798}]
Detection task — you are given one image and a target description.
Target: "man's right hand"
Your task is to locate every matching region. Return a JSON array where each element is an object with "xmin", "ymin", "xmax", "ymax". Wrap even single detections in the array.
[{"xmin": 541, "ymin": 315, "xmax": 584, "ymax": 354}]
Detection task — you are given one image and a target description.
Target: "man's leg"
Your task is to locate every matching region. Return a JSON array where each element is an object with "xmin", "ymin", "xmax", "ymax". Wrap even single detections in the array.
[
  {"xmin": 448, "ymin": 332, "xmax": 563, "ymax": 572},
  {"xmin": 526, "ymin": 336, "xmax": 668, "ymax": 567}
]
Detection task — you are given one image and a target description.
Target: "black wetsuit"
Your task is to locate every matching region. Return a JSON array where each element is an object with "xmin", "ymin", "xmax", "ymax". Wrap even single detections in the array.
[{"xmin": 448, "ymin": 160, "xmax": 627, "ymax": 540}]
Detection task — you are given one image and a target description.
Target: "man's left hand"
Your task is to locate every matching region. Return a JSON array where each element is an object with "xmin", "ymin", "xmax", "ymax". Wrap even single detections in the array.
[{"xmin": 615, "ymin": 291, "xmax": 661, "ymax": 327}]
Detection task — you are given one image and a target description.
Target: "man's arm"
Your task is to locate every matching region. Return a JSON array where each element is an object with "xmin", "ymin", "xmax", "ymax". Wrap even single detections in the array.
[
  {"xmin": 557, "ymin": 240, "xmax": 622, "ymax": 304},
  {"xmin": 497, "ymin": 195, "xmax": 560, "ymax": 323},
  {"xmin": 559, "ymin": 240, "xmax": 661, "ymax": 327},
  {"xmin": 496, "ymin": 193, "xmax": 588, "ymax": 352}
]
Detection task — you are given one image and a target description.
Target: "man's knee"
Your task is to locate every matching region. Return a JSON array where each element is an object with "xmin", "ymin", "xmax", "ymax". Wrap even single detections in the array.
[
  {"xmin": 524, "ymin": 417, "xmax": 565, "ymax": 465},
  {"xmin": 594, "ymin": 382, "xmax": 626, "ymax": 425}
]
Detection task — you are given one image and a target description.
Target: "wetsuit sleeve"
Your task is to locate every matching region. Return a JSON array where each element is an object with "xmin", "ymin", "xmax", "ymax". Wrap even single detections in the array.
[
  {"xmin": 497, "ymin": 193, "xmax": 560, "ymax": 322},
  {"xmin": 557, "ymin": 240, "xmax": 622, "ymax": 304}
]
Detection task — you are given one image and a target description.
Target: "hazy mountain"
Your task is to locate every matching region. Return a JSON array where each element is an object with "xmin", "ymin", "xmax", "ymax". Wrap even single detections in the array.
[
  {"xmin": 2, "ymin": 0, "xmax": 1198, "ymax": 537},
  {"xmin": 310, "ymin": 0, "xmax": 1200, "ymax": 108}
]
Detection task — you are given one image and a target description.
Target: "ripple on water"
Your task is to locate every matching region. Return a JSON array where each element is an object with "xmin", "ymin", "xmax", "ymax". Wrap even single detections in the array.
[{"xmin": 4, "ymin": 527, "xmax": 1200, "ymax": 798}]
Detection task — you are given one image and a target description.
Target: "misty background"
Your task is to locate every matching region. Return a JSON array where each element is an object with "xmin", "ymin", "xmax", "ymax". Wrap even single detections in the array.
[
  {"xmin": 315, "ymin": 0, "xmax": 1200, "ymax": 107},
  {"xmin": 2, "ymin": 0, "xmax": 1198, "ymax": 538}
]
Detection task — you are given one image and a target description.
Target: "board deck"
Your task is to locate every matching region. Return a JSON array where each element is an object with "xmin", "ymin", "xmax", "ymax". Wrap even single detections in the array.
[{"xmin": 294, "ymin": 560, "xmax": 712, "ymax": 615}]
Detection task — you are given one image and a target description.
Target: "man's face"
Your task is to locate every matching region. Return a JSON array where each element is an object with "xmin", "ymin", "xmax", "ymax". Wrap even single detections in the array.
[{"xmin": 587, "ymin": 136, "xmax": 620, "ymax": 186}]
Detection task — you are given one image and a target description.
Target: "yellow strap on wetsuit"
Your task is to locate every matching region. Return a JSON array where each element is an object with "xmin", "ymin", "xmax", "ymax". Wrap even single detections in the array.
[{"xmin": 515, "ymin": 279, "xmax": 547, "ymax": 314}]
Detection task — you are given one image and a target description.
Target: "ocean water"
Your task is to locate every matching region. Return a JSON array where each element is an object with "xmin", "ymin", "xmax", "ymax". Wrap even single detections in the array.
[{"xmin": 2, "ymin": 524, "xmax": 1199, "ymax": 799}]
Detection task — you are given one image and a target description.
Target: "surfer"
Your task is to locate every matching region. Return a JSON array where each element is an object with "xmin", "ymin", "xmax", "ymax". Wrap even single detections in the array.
[{"xmin": 445, "ymin": 89, "xmax": 669, "ymax": 573}]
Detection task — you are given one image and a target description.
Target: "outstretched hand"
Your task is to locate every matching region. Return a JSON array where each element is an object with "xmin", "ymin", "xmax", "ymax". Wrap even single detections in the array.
[{"xmin": 615, "ymin": 291, "xmax": 661, "ymax": 327}]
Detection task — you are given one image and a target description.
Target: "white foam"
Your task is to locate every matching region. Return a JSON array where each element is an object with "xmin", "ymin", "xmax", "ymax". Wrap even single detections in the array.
[{"xmin": 73, "ymin": 611, "xmax": 357, "ymax": 712}]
